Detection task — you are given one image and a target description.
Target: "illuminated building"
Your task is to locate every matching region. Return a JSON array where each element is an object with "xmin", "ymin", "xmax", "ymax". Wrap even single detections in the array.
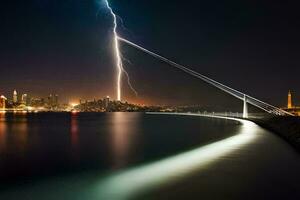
[
  {"xmin": 30, "ymin": 98, "xmax": 45, "ymax": 107},
  {"xmin": 13, "ymin": 90, "xmax": 18, "ymax": 103},
  {"xmin": 283, "ymin": 90, "xmax": 300, "ymax": 116},
  {"xmin": 21, "ymin": 94, "xmax": 28, "ymax": 105},
  {"xmin": 288, "ymin": 90, "xmax": 292, "ymax": 109},
  {"xmin": 0, "ymin": 95, "xmax": 7, "ymax": 110},
  {"xmin": 47, "ymin": 94, "xmax": 59, "ymax": 109},
  {"xmin": 48, "ymin": 94, "xmax": 53, "ymax": 107},
  {"xmin": 105, "ymin": 96, "xmax": 110, "ymax": 108},
  {"xmin": 54, "ymin": 94, "xmax": 59, "ymax": 107}
]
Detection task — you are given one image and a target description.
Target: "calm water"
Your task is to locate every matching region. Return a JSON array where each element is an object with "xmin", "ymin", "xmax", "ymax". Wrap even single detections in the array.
[{"xmin": 0, "ymin": 112, "xmax": 300, "ymax": 199}]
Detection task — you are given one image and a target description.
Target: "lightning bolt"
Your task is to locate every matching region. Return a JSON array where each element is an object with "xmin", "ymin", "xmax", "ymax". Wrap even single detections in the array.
[{"xmin": 103, "ymin": 0, "xmax": 137, "ymax": 101}]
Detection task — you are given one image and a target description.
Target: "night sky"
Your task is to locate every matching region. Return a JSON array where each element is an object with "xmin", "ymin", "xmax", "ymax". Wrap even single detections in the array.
[{"xmin": 1, "ymin": 0, "xmax": 300, "ymax": 108}]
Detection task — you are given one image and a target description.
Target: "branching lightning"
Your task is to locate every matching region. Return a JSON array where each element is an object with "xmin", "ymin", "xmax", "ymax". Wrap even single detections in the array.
[
  {"xmin": 103, "ymin": 0, "xmax": 137, "ymax": 101},
  {"xmin": 121, "ymin": 58, "xmax": 138, "ymax": 97},
  {"xmin": 104, "ymin": 0, "xmax": 122, "ymax": 101},
  {"xmin": 102, "ymin": 1, "xmax": 289, "ymax": 116}
]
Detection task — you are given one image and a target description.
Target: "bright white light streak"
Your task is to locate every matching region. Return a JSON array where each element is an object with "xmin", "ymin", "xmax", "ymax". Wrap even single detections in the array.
[
  {"xmin": 95, "ymin": 113, "xmax": 259, "ymax": 200},
  {"xmin": 118, "ymin": 37, "xmax": 292, "ymax": 116},
  {"xmin": 103, "ymin": 0, "xmax": 138, "ymax": 100},
  {"xmin": 103, "ymin": 0, "xmax": 122, "ymax": 101}
]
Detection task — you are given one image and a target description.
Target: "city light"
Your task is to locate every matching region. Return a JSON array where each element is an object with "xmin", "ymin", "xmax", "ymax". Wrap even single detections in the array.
[
  {"xmin": 0, "ymin": 1, "xmax": 299, "ymax": 199},
  {"xmin": 70, "ymin": 103, "xmax": 79, "ymax": 108},
  {"xmin": 71, "ymin": 110, "xmax": 79, "ymax": 115}
]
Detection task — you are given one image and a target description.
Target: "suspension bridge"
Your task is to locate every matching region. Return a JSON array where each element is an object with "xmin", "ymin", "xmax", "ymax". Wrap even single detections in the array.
[{"xmin": 117, "ymin": 37, "xmax": 293, "ymax": 118}]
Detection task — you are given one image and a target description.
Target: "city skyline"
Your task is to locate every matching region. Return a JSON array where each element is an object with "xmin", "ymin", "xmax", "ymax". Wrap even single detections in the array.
[
  {"xmin": 0, "ymin": 0, "xmax": 299, "ymax": 106},
  {"xmin": 1, "ymin": 1, "xmax": 300, "ymax": 199},
  {"xmin": 0, "ymin": 86, "xmax": 300, "ymax": 115},
  {"xmin": 1, "ymin": 86, "xmax": 300, "ymax": 107}
]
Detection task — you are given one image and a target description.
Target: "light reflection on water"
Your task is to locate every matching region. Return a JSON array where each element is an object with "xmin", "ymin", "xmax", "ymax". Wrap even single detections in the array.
[
  {"xmin": 12, "ymin": 118, "xmax": 28, "ymax": 154},
  {"xmin": 0, "ymin": 113, "xmax": 29, "ymax": 155},
  {"xmin": 110, "ymin": 112, "xmax": 140, "ymax": 168},
  {"xmin": 70, "ymin": 113, "xmax": 80, "ymax": 160},
  {"xmin": 0, "ymin": 113, "xmax": 299, "ymax": 200},
  {"xmin": 70, "ymin": 114, "xmax": 79, "ymax": 146},
  {"xmin": 94, "ymin": 115, "xmax": 259, "ymax": 200},
  {"xmin": 0, "ymin": 113, "xmax": 7, "ymax": 153}
]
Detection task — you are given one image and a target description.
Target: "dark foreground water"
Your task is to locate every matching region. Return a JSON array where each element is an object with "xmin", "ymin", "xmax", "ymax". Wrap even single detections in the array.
[{"xmin": 0, "ymin": 112, "xmax": 300, "ymax": 199}]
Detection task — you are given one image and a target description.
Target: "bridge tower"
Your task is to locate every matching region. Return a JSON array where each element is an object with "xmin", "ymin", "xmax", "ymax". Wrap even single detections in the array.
[
  {"xmin": 288, "ymin": 90, "xmax": 292, "ymax": 109},
  {"xmin": 243, "ymin": 95, "xmax": 248, "ymax": 118}
]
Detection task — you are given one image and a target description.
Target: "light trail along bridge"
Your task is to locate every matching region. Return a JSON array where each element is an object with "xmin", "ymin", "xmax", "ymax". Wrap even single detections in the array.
[{"xmin": 118, "ymin": 37, "xmax": 293, "ymax": 118}]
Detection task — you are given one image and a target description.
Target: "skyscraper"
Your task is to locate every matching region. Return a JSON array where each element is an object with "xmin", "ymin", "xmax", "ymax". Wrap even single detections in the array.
[
  {"xmin": 21, "ymin": 94, "xmax": 28, "ymax": 105},
  {"xmin": 13, "ymin": 90, "xmax": 18, "ymax": 103},
  {"xmin": 48, "ymin": 94, "xmax": 53, "ymax": 107},
  {"xmin": 288, "ymin": 90, "xmax": 293, "ymax": 109},
  {"xmin": 0, "ymin": 95, "xmax": 7, "ymax": 110},
  {"xmin": 104, "ymin": 96, "xmax": 110, "ymax": 108},
  {"xmin": 55, "ymin": 95, "xmax": 58, "ymax": 106}
]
